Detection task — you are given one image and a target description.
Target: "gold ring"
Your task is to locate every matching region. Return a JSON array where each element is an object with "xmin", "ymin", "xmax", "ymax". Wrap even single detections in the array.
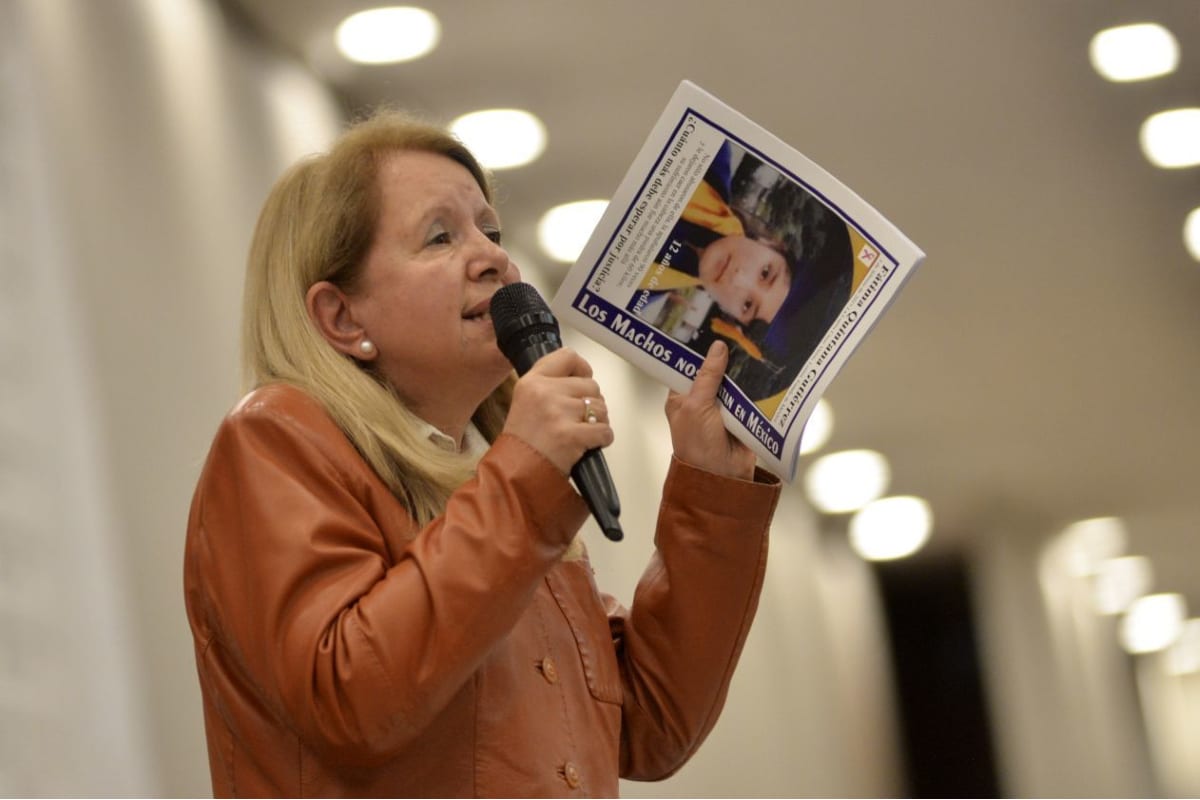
[{"xmin": 582, "ymin": 397, "xmax": 598, "ymax": 424}]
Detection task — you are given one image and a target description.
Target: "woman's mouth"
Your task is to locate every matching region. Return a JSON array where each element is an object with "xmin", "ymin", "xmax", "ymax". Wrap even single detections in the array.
[{"xmin": 463, "ymin": 299, "xmax": 492, "ymax": 325}]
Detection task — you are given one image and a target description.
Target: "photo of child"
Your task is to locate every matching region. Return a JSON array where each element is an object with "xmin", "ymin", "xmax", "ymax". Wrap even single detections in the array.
[{"xmin": 628, "ymin": 139, "xmax": 861, "ymax": 409}]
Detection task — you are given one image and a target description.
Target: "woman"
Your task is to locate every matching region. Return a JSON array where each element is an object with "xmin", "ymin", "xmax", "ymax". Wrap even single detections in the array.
[{"xmin": 183, "ymin": 109, "xmax": 782, "ymax": 797}]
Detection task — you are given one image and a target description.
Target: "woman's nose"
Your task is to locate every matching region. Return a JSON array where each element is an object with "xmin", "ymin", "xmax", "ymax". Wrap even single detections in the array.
[{"xmin": 466, "ymin": 231, "xmax": 511, "ymax": 280}]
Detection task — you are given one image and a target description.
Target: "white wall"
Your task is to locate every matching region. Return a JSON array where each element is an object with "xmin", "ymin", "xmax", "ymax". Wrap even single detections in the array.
[
  {"xmin": 3, "ymin": 0, "xmax": 342, "ymax": 793},
  {"xmin": 973, "ymin": 513, "xmax": 1159, "ymax": 797},
  {"xmin": 1137, "ymin": 656, "xmax": 1200, "ymax": 797},
  {"xmin": 1, "ymin": 4, "xmax": 152, "ymax": 792}
]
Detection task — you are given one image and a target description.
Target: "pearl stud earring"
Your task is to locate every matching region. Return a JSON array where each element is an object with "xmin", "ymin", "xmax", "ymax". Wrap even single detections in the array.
[{"xmin": 359, "ymin": 340, "xmax": 375, "ymax": 356}]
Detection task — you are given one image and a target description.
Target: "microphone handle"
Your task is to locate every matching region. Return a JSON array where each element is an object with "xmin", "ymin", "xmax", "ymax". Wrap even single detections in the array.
[
  {"xmin": 514, "ymin": 339, "xmax": 624, "ymax": 542},
  {"xmin": 572, "ymin": 453, "xmax": 623, "ymax": 541}
]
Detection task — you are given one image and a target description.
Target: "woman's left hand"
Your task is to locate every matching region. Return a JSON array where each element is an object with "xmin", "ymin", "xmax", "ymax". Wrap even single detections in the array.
[{"xmin": 665, "ymin": 341, "xmax": 757, "ymax": 480}]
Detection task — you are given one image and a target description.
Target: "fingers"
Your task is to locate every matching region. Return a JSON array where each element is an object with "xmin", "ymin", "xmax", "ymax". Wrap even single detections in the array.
[
  {"xmin": 580, "ymin": 395, "xmax": 607, "ymax": 425},
  {"xmin": 687, "ymin": 340, "xmax": 729, "ymax": 405},
  {"xmin": 505, "ymin": 354, "xmax": 614, "ymax": 474},
  {"xmin": 663, "ymin": 341, "xmax": 756, "ymax": 479},
  {"xmin": 527, "ymin": 347, "xmax": 593, "ymax": 379},
  {"xmin": 526, "ymin": 349, "xmax": 607, "ymax": 419},
  {"xmin": 528, "ymin": 385, "xmax": 612, "ymax": 438},
  {"xmin": 544, "ymin": 377, "xmax": 607, "ymax": 415}
]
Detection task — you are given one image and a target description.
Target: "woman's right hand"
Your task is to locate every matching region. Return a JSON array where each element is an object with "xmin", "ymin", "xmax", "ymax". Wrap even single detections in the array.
[{"xmin": 502, "ymin": 348, "xmax": 614, "ymax": 475}]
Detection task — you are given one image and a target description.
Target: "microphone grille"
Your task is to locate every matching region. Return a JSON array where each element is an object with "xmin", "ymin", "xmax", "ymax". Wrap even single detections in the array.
[{"xmin": 490, "ymin": 282, "xmax": 559, "ymax": 358}]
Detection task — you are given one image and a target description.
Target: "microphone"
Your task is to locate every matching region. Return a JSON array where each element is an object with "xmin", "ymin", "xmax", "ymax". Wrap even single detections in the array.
[{"xmin": 490, "ymin": 283, "xmax": 623, "ymax": 542}]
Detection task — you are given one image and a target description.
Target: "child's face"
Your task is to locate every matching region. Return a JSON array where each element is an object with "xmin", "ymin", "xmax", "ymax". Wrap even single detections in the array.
[{"xmin": 697, "ymin": 235, "xmax": 791, "ymax": 326}]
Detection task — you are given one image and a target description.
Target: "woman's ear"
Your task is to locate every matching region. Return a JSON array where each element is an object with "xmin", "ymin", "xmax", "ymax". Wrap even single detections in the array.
[{"xmin": 305, "ymin": 281, "xmax": 376, "ymax": 361}]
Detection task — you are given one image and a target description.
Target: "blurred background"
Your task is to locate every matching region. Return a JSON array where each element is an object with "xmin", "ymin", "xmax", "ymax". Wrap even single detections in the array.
[{"xmin": 3, "ymin": 0, "xmax": 1199, "ymax": 795}]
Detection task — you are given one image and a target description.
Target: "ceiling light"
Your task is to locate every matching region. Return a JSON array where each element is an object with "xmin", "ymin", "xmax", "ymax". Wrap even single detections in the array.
[
  {"xmin": 538, "ymin": 200, "xmax": 608, "ymax": 263},
  {"xmin": 1061, "ymin": 516, "xmax": 1127, "ymax": 577},
  {"xmin": 803, "ymin": 449, "xmax": 889, "ymax": 514},
  {"xmin": 1089, "ymin": 23, "xmax": 1179, "ymax": 82},
  {"xmin": 449, "ymin": 109, "xmax": 546, "ymax": 170},
  {"xmin": 335, "ymin": 6, "xmax": 440, "ymax": 65},
  {"xmin": 1139, "ymin": 108, "xmax": 1200, "ymax": 168},
  {"xmin": 1184, "ymin": 208, "xmax": 1200, "ymax": 263},
  {"xmin": 849, "ymin": 496, "xmax": 932, "ymax": 561},
  {"xmin": 799, "ymin": 399, "xmax": 833, "ymax": 455},
  {"xmin": 1120, "ymin": 593, "xmax": 1186, "ymax": 654},
  {"xmin": 1164, "ymin": 619, "xmax": 1200, "ymax": 676},
  {"xmin": 1091, "ymin": 555, "xmax": 1153, "ymax": 615}
]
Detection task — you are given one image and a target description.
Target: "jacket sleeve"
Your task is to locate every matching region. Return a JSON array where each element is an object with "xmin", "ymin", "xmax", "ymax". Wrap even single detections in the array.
[
  {"xmin": 185, "ymin": 402, "xmax": 589, "ymax": 768},
  {"xmin": 609, "ymin": 456, "xmax": 781, "ymax": 780}
]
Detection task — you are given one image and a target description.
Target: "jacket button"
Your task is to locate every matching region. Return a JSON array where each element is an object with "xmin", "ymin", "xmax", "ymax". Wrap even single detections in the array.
[
  {"xmin": 563, "ymin": 761, "xmax": 581, "ymax": 789},
  {"xmin": 540, "ymin": 657, "xmax": 559, "ymax": 684}
]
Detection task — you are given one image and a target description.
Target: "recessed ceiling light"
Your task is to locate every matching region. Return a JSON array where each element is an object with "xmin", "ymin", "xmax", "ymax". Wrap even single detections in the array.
[
  {"xmin": 450, "ymin": 109, "xmax": 546, "ymax": 170},
  {"xmin": 1184, "ymin": 208, "xmax": 1200, "ymax": 263},
  {"xmin": 1091, "ymin": 555, "xmax": 1153, "ymax": 615},
  {"xmin": 1061, "ymin": 516, "xmax": 1127, "ymax": 576},
  {"xmin": 1120, "ymin": 593, "xmax": 1186, "ymax": 654},
  {"xmin": 1089, "ymin": 23, "xmax": 1179, "ymax": 82},
  {"xmin": 798, "ymin": 399, "xmax": 833, "ymax": 455},
  {"xmin": 335, "ymin": 6, "xmax": 440, "ymax": 65},
  {"xmin": 538, "ymin": 200, "xmax": 609, "ymax": 263},
  {"xmin": 1139, "ymin": 108, "xmax": 1200, "ymax": 168},
  {"xmin": 1164, "ymin": 618, "xmax": 1200, "ymax": 676},
  {"xmin": 849, "ymin": 495, "xmax": 932, "ymax": 561},
  {"xmin": 803, "ymin": 449, "xmax": 889, "ymax": 514}
]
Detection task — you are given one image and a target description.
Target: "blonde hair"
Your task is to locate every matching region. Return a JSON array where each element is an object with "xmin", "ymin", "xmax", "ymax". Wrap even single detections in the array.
[{"xmin": 241, "ymin": 109, "xmax": 514, "ymax": 525}]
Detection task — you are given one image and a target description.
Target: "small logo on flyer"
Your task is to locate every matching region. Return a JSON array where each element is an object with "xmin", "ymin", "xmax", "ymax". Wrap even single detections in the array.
[{"xmin": 857, "ymin": 242, "xmax": 879, "ymax": 268}]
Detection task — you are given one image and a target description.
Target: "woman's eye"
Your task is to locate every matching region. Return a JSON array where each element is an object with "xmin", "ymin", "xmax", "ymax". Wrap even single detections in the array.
[
  {"xmin": 426, "ymin": 230, "xmax": 451, "ymax": 246},
  {"xmin": 484, "ymin": 228, "xmax": 503, "ymax": 245}
]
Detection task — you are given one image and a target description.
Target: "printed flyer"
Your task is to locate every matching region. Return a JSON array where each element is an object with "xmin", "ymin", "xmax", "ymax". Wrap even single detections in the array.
[{"xmin": 551, "ymin": 81, "xmax": 925, "ymax": 479}]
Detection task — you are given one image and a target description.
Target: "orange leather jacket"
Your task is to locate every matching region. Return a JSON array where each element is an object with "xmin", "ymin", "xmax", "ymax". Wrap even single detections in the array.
[{"xmin": 184, "ymin": 384, "xmax": 780, "ymax": 797}]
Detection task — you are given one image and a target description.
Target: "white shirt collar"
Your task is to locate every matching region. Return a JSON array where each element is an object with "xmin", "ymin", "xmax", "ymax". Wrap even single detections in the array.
[{"xmin": 418, "ymin": 419, "xmax": 489, "ymax": 461}]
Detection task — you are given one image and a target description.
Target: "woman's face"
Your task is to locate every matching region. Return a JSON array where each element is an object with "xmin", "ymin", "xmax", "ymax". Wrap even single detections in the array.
[
  {"xmin": 346, "ymin": 150, "xmax": 520, "ymax": 422},
  {"xmin": 697, "ymin": 235, "xmax": 791, "ymax": 326}
]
